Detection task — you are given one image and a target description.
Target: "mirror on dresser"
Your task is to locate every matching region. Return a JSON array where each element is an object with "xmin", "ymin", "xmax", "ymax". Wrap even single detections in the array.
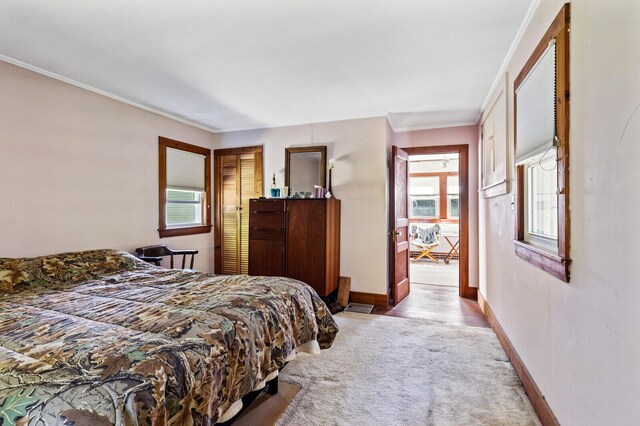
[{"xmin": 285, "ymin": 146, "xmax": 327, "ymax": 196}]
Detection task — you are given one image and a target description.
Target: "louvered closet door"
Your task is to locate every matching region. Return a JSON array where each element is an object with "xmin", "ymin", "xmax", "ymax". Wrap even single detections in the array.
[
  {"xmin": 239, "ymin": 154, "xmax": 255, "ymax": 274},
  {"xmin": 219, "ymin": 152, "xmax": 260, "ymax": 275},
  {"xmin": 221, "ymin": 155, "xmax": 240, "ymax": 274}
]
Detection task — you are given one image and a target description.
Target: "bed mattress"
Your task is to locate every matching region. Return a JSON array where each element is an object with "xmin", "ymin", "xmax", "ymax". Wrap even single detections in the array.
[{"xmin": 0, "ymin": 249, "xmax": 338, "ymax": 425}]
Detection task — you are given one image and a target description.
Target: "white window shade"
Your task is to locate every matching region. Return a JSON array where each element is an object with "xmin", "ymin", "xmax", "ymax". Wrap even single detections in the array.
[
  {"xmin": 516, "ymin": 41, "xmax": 556, "ymax": 164},
  {"xmin": 166, "ymin": 147, "xmax": 205, "ymax": 191}
]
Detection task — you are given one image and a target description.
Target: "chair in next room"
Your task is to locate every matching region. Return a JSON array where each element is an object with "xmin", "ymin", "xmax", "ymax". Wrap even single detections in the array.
[{"xmin": 411, "ymin": 224, "xmax": 441, "ymax": 263}]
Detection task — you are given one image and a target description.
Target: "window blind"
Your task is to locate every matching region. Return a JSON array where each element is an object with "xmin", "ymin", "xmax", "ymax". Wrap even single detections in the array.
[
  {"xmin": 515, "ymin": 41, "xmax": 556, "ymax": 164},
  {"xmin": 166, "ymin": 147, "xmax": 205, "ymax": 191}
]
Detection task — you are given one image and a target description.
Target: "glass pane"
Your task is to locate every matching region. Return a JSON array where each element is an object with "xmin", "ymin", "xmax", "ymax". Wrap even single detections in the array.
[
  {"xmin": 166, "ymin": 189, "xmax": 203, "ymax": 226},
  {"xmin": 411, "ymin": 196, "xmax": 439, "ymax": 218},
  {"xmin": 528, "ymin": 151, "xmax": 558, "ymax": 239},
  {"xmin": 448, "ymin": 197, "xmax": 459, "ymax": 218},
  {"xmin": 166, "ymin": 204, "xmax": 197, "ymax": 225},
  {"xmin": 167, "ymin": 189, "xmax": 198, "ymax": 201},
  {"xmin": 410, "ymin": 176, "xmax": 439, "ymax": 196}
]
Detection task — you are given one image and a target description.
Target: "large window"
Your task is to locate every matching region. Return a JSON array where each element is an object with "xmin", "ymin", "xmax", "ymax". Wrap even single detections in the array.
[
  {"xmin": 159, "ymin": 137, "xmax": 212, "ymax": 238},
  {"xmin": 513, "ymin": 4, "xmax": 570, "ymax": 282},
  {"xmin": 409, "ymin": 173, "xmax": 459, "ymax": 222}
]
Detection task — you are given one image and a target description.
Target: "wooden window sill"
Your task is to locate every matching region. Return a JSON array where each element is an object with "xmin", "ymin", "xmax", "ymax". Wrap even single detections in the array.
[
  {"xmin": 513, "ymin": 240, "xmax": 571, "ymax": 282},
  {"xmin": 159, "ymin": 225, "xmax": 212, "ymax": 238}
]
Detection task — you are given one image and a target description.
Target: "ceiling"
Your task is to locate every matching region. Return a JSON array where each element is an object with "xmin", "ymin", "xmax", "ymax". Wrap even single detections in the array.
[{"xmin": 0, "ymin": 0, "xmax": 534, "ymax": 133}]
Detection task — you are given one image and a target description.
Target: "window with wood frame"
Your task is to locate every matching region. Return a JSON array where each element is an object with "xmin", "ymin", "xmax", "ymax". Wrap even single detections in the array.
[
  {"xmin": 409, "ymin": 154, "xmax": 459, "ymax": 223},
  {"xmin": 158, "ymin": 137, "xmax": 212, "ymax": 238},
  {"xmin": 513, "ymin": 4, "xmax": 570, "ymax": 282}
]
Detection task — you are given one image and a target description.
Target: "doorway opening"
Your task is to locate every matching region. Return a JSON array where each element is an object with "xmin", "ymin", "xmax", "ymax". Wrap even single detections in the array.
[
  {"xmin": 408, "ymin": 153, "xmax": 460, "ymax": 288},
  {"xmin": 389, "ymin": 144, "xmax": 474, "ymax": 309}
]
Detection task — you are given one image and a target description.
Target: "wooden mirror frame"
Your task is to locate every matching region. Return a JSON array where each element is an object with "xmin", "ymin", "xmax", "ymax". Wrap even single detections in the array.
[
  {"xmin": 158, "ymin": 136, "xmax": 212, "ymax": 238},
  {"xmin": 284, "ymin": 146, "xmax": 327, "ymax": 189}
]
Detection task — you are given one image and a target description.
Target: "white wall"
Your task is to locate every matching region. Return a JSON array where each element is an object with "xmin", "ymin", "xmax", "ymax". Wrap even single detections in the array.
[
  {"xmin": 214, "ymin": 117, "xmax": 389, "ymax": 294},
  {"xmin": 479, "ymin": 1, "xmax": 640, "ymax": 424},
  {"xmin": 392, "ymin": 125, "xmax": 480, "ymax": 287},
  {"xmin": 0, "ymin": 60, "xmax": 218, "ymax": 271}
]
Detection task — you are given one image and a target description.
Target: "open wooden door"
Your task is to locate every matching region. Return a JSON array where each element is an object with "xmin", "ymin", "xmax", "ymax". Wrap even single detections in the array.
[{"xmin": 390, "ymin": 146, "xmax": 410, "ymax": 305}]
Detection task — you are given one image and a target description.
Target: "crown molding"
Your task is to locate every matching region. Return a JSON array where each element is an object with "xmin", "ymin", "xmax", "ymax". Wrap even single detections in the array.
[
  {"xmin": 387, "ymin": 118, "xmax": 478, "ymax": 134},
  {"xmin": 0, "ymin": 53, "xmax": 219, "ymax": 134},
  {"xmin": 479, "ymin": 0, "xmax": 542, "ymax": 114}
]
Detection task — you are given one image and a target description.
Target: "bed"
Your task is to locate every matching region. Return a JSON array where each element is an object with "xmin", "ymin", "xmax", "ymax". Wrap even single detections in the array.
[{"xmin": 0, "ymin": 249, "xmax": 338, "ymax": 425}]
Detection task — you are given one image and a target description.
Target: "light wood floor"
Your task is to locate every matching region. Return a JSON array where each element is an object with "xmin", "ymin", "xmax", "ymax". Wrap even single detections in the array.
[
  {"xmin": 232, "ymin": 381, "xmax": 300, "ymax": 425},
  {"xmin": 373, "ymin": 283, "xmax": 489, "ymax": 328},
  {"xmin": 410, "ymin": 259, "xmax": 459, "ymax": 287}
]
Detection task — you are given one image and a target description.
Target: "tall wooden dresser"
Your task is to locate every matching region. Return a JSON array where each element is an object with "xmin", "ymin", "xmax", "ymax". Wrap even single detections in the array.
[{"xmin": 248, "ymin": 198, "xmax": 340, "ymax": 297}]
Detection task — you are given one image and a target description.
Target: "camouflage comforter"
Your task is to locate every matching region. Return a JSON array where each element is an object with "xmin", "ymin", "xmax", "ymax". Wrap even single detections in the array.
[{"xmin": 0, "ymin": 249, "xmax": 338, "ymax": 425}]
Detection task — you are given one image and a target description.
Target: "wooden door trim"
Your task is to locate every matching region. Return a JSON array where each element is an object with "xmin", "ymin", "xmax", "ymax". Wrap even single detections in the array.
[
  {"xmin": 214, "ymin": 146, "xmax": 264, "ymax": 156},
  {"xmin": 394, "ymin": 145, "xmax": 475, "ymax": 300},
  {"xmin": 403, "ymin": 144, "xmax": 469, "ymax": 156},
  {"xmin": 158, "ymin": 137, "xmax": 212, "ymax": 238},
  {"xmin": 213, "ymin": 145, "xmax": 264, "ymax": 274}
]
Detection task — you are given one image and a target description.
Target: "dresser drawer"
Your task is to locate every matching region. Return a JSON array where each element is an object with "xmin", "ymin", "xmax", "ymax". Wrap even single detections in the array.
[
  {"xmin": 249, "ymin": 239, "xmax": 285, "ymax": 276},
  {"xmin": 250, "ymin": 199, "xmax": 285, "ymax": 212},
  {"xmin": 250, "ymin": 212, "xmax": 286, "ymax": 229},
  {"xmin": 249, "ymin": 228, "xmax": 286, "ymax": 241}
]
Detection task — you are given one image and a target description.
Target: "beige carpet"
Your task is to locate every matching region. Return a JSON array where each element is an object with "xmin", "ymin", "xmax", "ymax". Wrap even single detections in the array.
[{"xmin": 277, "ymin": 312, "xmax": 540, "ymax": 426}]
